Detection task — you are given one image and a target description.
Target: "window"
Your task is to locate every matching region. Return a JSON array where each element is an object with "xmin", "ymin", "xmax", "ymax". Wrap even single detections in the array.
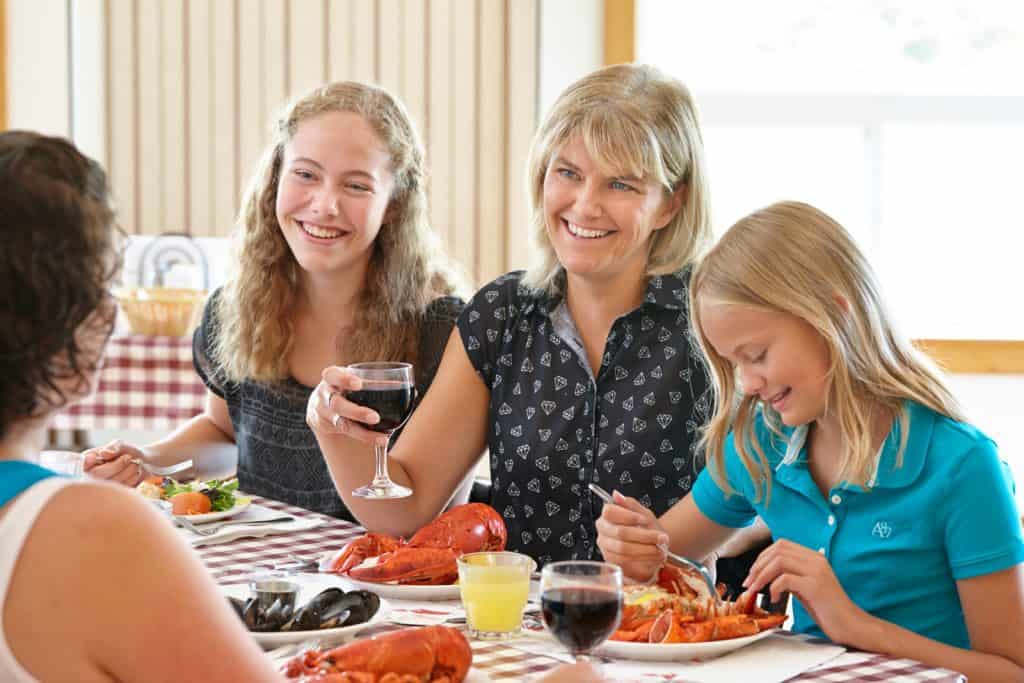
[{"xmin": 637, "ymin": 0, "xmax": 1024, "ymax": 339}]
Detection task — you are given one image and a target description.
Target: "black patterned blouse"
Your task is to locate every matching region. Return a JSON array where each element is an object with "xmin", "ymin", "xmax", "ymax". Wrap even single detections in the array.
[
  {"xmin": 457, "ymin": 270, "xmax": 712, "ymax": 566},
  {"xmin": 193, "ymin": 289, "xmax": 464, "ymax": 520}
]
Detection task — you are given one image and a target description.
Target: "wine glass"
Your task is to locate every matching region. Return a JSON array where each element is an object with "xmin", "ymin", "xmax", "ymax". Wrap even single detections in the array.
[
  {"xmin": 540, "ymin": 561, "xmax": 622, "ymax": 663},
  {"xmin": 345, "ymin": 361, "xmax": 416, "ymax": 500}
]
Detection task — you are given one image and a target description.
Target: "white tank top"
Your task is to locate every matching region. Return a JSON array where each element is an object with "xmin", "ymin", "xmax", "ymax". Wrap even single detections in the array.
[{"xmin": 0, "ymin": 477, "xmax": 73, "ymax": 683}]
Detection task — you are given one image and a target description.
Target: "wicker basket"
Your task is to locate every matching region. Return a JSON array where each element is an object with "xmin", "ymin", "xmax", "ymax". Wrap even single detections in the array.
[{"xmin": 116, "ymin": 287, "xmax": 207, "ymax": 337}]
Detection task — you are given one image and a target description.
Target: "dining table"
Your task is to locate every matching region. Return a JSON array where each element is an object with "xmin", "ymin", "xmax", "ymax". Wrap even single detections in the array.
[{"xmin": 193, "ymin": 495, "xmax": 967, "ymax": 682}]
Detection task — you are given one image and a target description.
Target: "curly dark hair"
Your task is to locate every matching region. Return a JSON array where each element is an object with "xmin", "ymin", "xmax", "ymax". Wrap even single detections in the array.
[{"xmin": 0, "ymin": 131, "xmax": 122, "ymax": 439}]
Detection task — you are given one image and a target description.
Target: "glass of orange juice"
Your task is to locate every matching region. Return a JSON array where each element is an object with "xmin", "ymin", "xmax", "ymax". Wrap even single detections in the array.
[{"xmin": 457, "ymin": 551, "xmax": 535, "ymax": 640}]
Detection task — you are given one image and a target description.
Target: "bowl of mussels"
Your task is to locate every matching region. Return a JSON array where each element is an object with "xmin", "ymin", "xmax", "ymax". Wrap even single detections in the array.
[{"xmin": 226, "ymin": 577, "xmax": 387, "ymax": 648}]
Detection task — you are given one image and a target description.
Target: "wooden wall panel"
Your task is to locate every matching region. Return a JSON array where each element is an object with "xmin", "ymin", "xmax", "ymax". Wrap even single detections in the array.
[
  {"xmin": 351, "ymin": 0, "xmax": 377, "ymax": 84},
  {"xmin": 377, "ymin": 0, "xmax": 402, "ymax": 95},
  {"xmin": 476, "ymin": 0, "xmax": 505, "ymax": 284},
  {"xmin": 428, "ymin": 0, "xmax": 453, "ymax": 249},
  {"xmin": 506, "ymin": 0, "xmax": 538, "ymax": 272},
  {"xmin": 211, "ymin": 0, "xmax": 238, "ymax": 235},
  {"xmin": 452, "ymin": 0, "xmax": 478, "ymax": 274},
  {"xmin": 262, "ymin": 0, "xmax": 288, "ymax": 122},
  {"xmin": 288, "ymin": 0, "xmax": 325, "ymax": 99},
  {"xmin": 162, "ymin": 0, "xmax": 187, "ymax": 234},
  {"xmin": 400, "ymin": 0, "xmax": 427, "ymax": 135},
  {"xmin": 107, "ymin": 0, "xmax": 137, "ymax": 233},
  {"xmin": 187, "ymin": 0, "xmax": 213, "ymax": 233},
  {"xmin": 238, "ymin": 1, "xmax": 264, "ymax": 193},
  {"xmin": 89, "ymin": 0, "xmax": 540, "ymax": 283},
  {"xmin": 136, "ymin": 0, "xmax": 162, "ymax": 235},
  {"xmin": 326, "ymin": 0, "xmax": 353, "ymax": 84}
]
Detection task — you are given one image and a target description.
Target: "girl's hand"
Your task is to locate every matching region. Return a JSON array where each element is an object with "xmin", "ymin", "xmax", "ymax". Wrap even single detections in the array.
[
  {"xmin": 81, "ymin": 440, "xmax": 146, "ymax": 487},
  {"xmin": 595, "ymin": 490, "xmax": 670, "ymax": 584},
  {"xmin": 306, "ymin": 366, "xmax": 389, "ymax": 446},
  {"xmin": 742, "ymin": 539, "xmax": 869, "ymax": 644}
]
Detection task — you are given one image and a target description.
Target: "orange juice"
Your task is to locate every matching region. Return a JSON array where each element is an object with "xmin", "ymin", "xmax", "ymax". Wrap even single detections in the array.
[{"xmin": 457, "ymin": 552, "xmax": 534, "ymax": 638}]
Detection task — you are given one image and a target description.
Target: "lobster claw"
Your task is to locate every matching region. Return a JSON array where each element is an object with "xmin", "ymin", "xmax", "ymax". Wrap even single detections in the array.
[
  {"xmin": 320, "ymin": 503, "xmax": 508, "ymax": 586},
  {"xmin": 319, "ymin": 533, "xmax": 403, "ymax": 574},
  {"xmin": 282, "ymin": 625, "xmax": 472, "ymax": 682},
  {"xmin": 348, "ymin": 547, "xmax": 460, "ymax": 585},
  {"xmin": 407, "ymin": 503, "xmax": 508, "ymax": 554}
]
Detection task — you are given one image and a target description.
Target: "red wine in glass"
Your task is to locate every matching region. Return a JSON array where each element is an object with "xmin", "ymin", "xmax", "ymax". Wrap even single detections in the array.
[
  {"xmin": 540, "ymin": 561, "xmax": 622, "ymax": 663},
  {"xmin": 345, "ymin": 362, "xmax": 416, "ymax": 499},
  {"xmin": 345, "ymin": 382, "xmax": 415, "ymax": 433},
  {"xmin": 541, "ymin": 586, "xmax": 622, "ymax": 654}
]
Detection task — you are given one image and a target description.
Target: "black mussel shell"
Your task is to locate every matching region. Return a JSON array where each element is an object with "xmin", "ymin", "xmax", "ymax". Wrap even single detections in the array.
[
  {"xmin": 341, "ymin": 590, "xmax": 380, "ymax": 626},
  {"xmin": 258, "ymin": 596, "xmax": 294, "ymax": 632},
  {"xmin": 227, "ymin": 596, "xmax": 248, "ymax": 621},
  {"xmin": 242, "ymin": 597, "xmax": 261, "ymax": 631},
  {"xmin": 281, "ymin": 588, "xmax": 382, "ymax": 631}
]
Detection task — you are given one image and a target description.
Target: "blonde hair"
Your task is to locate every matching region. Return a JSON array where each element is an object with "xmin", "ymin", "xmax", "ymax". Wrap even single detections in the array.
[
  {"xmin": 690, "ymin": 201, "xmax": 965, "ymax": 500},
  {"xmin": 213, "ymin": 81, "xmax": 465, "ymax": 382},
  {"xmin": 522, "ymin": 64, "xmax": 712, "ymax": 293}
]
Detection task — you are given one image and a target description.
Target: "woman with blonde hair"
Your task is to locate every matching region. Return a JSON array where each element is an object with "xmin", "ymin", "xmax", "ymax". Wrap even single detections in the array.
[
  {"xmin": 308, "ymin": 64, "xmax": 766, "ymax": 575},
  {"xmin": 597, "ymin": 201, "xmax": 1024, "ymax": 680},
  {"xmin": 85, "ymin": 81, "xmax": 468, "ymax": 519}
]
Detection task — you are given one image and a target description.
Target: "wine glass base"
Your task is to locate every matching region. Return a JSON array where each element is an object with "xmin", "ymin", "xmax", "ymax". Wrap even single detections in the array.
[{"xmin": 352, "ymin": 482, "xmax": 413, "ymax": 499}]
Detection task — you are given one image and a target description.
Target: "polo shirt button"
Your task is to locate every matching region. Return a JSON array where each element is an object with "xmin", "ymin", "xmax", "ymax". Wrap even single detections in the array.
[
  {"xmin": 817, "ymin": 547, "xmax": 826, "ymax": 554},
  {"xmin": 830, "ymin": 494, "xmax": 842, "ymax": 505},
  {"xmin": 827, "ymin": 515, "xmax": 835, "ymax": 526}
]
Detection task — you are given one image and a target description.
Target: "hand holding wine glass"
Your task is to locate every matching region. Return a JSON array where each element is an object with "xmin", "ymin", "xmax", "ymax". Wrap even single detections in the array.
[
  {"xmin": 540, "ymin": 561, "xmax": 623, "ymax": 665},
  {"xmin": 307, "ymin": 361, "xmax": 417, "ymax": 499}
]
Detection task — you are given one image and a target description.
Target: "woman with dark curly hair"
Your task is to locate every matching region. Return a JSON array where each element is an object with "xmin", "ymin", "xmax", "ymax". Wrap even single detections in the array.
[
  {"xmin": 0, "ymin": 130, "xmax": 281, "ymax": 681},
  {"xmin": 84, "ymin": 81, "xmax": 471, "ymax": 519}
]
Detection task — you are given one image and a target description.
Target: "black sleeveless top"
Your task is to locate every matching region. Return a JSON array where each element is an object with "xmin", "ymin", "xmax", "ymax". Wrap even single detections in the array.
[{"xmin": 193, "ymin": 289, "xmax": 463, "ymax": 520}]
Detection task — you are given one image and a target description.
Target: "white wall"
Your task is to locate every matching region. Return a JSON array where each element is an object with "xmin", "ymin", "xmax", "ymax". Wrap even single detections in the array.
[
  {"xmin": 539, "ymin": 0, "xmax": 603, "ymax": 115},
  {"xmin": 6, "ymin": 0, "xmax": 70, "ymax": 135},
  {"xmin": 948, "ymin": 375, "xmax": 1024, "ymax": 509}
]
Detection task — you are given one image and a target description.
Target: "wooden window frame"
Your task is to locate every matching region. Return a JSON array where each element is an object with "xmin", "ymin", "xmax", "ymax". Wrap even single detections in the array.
[{"xmin": 603, "ymin": 0, "xmax": 1023, "ymax": 375}]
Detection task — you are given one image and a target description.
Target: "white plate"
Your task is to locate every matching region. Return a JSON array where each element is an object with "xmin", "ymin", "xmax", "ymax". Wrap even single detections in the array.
[
  {"xmin": 221, "ymin": 581, "xmax": 390, "ymax": 650},
  {"xmin": 596, "ymin": 628, "xmax": 778, "ymax": 662},
  {"xmin": 343, "ymin": 576, "xmax": 462, "ymax": 602},
  {"xmin": 173, "ymin": 497, "xmax": 250, "ymax": 523}
]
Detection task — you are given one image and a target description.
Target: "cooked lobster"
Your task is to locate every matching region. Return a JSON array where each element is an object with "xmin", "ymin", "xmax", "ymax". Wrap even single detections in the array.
[
  {"xmin": 282, "ymin": 625, "xmax": 472, "ymax": 682},
  {"xmin": 320, "ymin": 503, "xmax": 507, "ymax": 585},
  {"xmin": 612, "ymin": 576, "xmax": 786, "ymax": 644}
]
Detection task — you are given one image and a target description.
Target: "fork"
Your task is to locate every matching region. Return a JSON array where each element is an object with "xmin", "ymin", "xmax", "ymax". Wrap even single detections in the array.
[
  {"xmin": 176, "ymin": 515, "xmax": 294, "ymax": 536},
  {"xmin": 132, "ymin": 458, "xmax": 194, "ymax": 477}
]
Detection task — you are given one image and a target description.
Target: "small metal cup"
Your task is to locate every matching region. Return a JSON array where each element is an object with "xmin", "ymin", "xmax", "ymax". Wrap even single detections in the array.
[{"xmin": 249, "ymin": 577, "xmax": 300, "ymax": 617}]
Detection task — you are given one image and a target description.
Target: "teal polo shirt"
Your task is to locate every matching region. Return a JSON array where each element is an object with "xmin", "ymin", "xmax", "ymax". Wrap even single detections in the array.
[{"xmin": 692, "ymin": 400, "xmax": 1024, "ymax": 649}]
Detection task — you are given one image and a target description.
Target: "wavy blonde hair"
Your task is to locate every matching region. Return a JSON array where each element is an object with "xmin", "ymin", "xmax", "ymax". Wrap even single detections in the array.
[
  {"xmin": 522, "ymin": 64, "xmax": 712, "ymax": 293},
  {"xmin": 213, "ymin": 82, "xmax": 465, "ymax": 382},
  {"xmin": 690, "ymin": 201, "xmax": 965, "ymax": 501}
]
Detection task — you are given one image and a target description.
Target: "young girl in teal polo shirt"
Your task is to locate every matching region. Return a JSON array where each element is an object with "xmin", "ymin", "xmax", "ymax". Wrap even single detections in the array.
[{"xmin": 596, "ymin": 201, "xmax": 1024, "ymax": 681}]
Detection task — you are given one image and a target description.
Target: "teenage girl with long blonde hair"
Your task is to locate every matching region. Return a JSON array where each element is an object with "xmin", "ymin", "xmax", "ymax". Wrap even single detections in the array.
[
  {"xmin": 597, "ymin": 201, "xmax": 1024, "ymax": 681},
  {"xmin": 83, "ymin": 81, "xmax": 469, "ymax": 519}
]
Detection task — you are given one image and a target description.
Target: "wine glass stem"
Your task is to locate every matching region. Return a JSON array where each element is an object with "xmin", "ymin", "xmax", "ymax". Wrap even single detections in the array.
[{"xmin": 372, "ymin": 437, "xmax": 392, "ymax": 487}]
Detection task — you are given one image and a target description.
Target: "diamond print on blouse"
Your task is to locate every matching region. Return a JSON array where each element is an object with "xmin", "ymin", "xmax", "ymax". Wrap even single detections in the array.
[{"xmin": 456, "ymin": 270, "xmax": 710, "ymax": 565}]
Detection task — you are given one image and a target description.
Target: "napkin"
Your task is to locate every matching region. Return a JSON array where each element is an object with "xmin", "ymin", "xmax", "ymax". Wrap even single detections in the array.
[
  {"xmin": 177, "ymin": 504, "xmax": 325, "ymax": 547},
  {"xmin": 509, "ymin": 632, "xmax": 845, "ymax": 683}
]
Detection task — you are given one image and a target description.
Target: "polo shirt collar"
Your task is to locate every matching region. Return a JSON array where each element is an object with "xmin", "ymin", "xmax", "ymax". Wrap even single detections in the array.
[
  {"xmin": 520, "ymin": 268, "xmax": 691, "ymax": 317},
  {"xmin": 773, "ymin": 400, "xmax": 932, "ymax": 491}
]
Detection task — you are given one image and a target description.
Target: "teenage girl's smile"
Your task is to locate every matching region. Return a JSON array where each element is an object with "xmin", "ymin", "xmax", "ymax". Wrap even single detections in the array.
[
  {"xmin": 295, "ymin": 219, "xmax": 352, "ymax": 243},
  {"xmin": 698, "ymin": 301, "xmax": 831, "ymax": 427},
  {"xmin": 276, "ymin": 110, "xmax": 394, "ymax": 278}
]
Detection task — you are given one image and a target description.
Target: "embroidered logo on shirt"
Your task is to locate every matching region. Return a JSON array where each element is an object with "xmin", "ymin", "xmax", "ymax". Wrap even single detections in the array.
[{"xmin": 871, "ymin": 521, "xmax": 893, "ymax": 539}]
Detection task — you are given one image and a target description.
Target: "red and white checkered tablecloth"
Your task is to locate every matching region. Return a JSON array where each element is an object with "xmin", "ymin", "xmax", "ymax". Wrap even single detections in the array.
[
  {"xmin": 197, "ymin": 498, "xmax": 965, "ymax": 682},
  {"xmin": 52, "ymin": 333, "xmax": 206, "ymax": 431}
]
